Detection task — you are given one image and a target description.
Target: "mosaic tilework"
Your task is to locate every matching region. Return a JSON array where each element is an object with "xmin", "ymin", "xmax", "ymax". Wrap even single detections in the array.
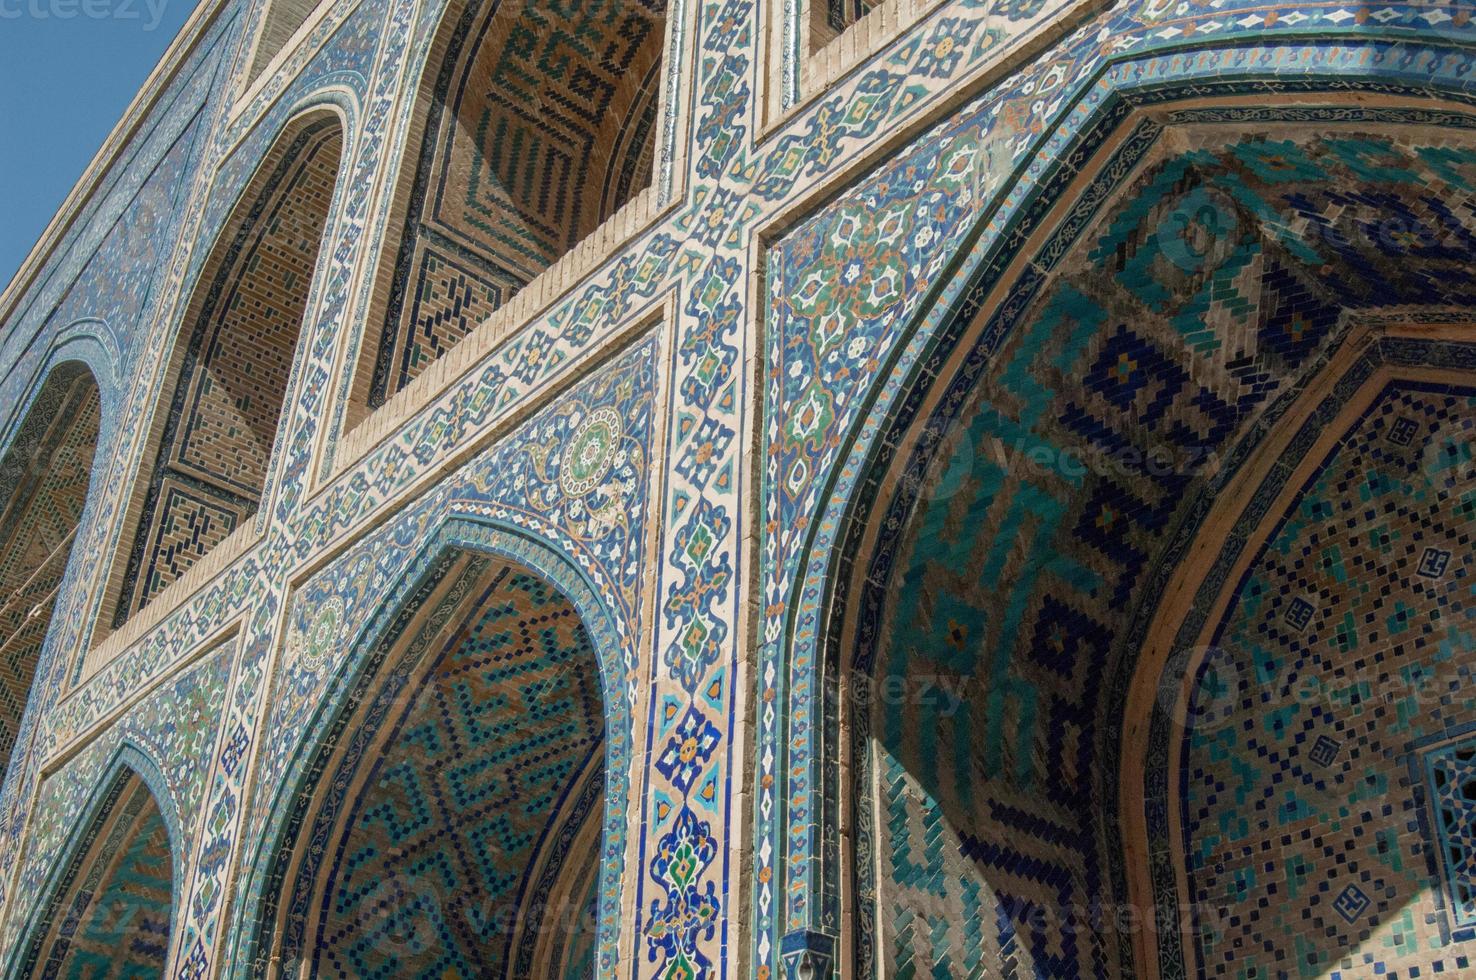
[
  {"xmin": 1419, "ymin": 733, "xmax": 1476, "ymax": 933},
  {"xmin": 14, "ymin": 648, "xmax": 228, "ymax": 917},
  {"xmin": 221, "ymin": 334, "xmax": 658, "ymax": 979},
  {"xmin": 368, "ymin": 0, "xmax": 668, "ymax": 401},
  {"xmin": 1180, "ymin": 385, "xmax": 1476, "ymax": 979},
  {"xmin": 837, "ymin": 129, "xmax": 1476, "ymax": 979},
  {"xmin": 296, "ymin": 562, "xmax": 603, "ymax": 978},
  {"xmin": 28, "ymin": 775, "xmax": 173, "ymax": 979},
  {"xmin": 0, "ymin": 644, "xmax": 228, "ymax": 974},
  {"xmin": 243, "ymin": 0, "xmax": 320, "ymax": 90},
  {"xmin": 758, "ymin": 24, "xmax": 1476, "ymax": 976},
  {"xmin": 114, "ymin": 121, "xmax": 343, "ymax": 623},
  {"xmin": 8, "ymin": 1, "xmax": 1476, "ymax": 979},
  {"xmin": 0, "ymin": 369, "xmax": 99, "ymax": 773}
]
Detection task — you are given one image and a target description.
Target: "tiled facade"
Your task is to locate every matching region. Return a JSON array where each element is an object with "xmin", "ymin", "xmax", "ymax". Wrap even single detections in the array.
[
  {"xmin": 21, "ymin": 768, "xmax": 174, "ymax": 979},
  {"xmin": 0, "ymin": 367, "xmax": 99, "ymax": 773},
  {"xmin": 112, "ymin": 119, "xmax": 343, "ymax": 625},
  {"xmin": 2, "ymin": 0, "xmax": 1476, "ymax": 978},
  {"xmin": 366, "ymin": 0, "xmax": 668, "ymax": 405}
]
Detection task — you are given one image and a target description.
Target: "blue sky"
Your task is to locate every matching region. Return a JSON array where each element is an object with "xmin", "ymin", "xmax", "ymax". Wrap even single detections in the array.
[{"xmin": 0, "ymin": 0, "xmax": 200, "ymax": 291}]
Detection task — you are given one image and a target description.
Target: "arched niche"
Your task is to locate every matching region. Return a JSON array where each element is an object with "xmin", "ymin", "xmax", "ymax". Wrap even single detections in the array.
[
  {"xmin": 100, "ymin": 109, "xmax": 345, "ymax": 635},
  {"xmin": 774, "ymin": 92, "xmax": 1476, "ymax": 980},
  {"xmin": 1117, "ymin": 348, "xmax": 1476, "ymax": 980},
  {"xmin": 243, "ymin": 526, "xmax": 628, "ymax": 979},
  {"xmin": 11, "ymin": 745, "xmax": 180, "ymax": 979},
  {"xmin": 347, "ymin": 0, "xmax": 670, "ymax": 421},
  {"xmin": 0, "ymin": 361, "xmax": 102, "ymax": 773}
]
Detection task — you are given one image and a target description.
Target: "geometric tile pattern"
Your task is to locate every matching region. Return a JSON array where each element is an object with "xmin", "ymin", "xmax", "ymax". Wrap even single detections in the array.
[
  {"xmin": 858, "ymin": 130, "xmax": 1476, "ymax": 979},
  {"xmin": 369, "ymin": 0, "xmax": 666, "ymax": 402},
  {"xmin": 32, "ymin": 775, "xmax": 173, "ymax": 979},
  {"xmin": 15, "ymin": 3, "xmax": 1476, "ymax": 980},
  {"xmin": 1183, "ymin": 386, "xmax": 1476, "ymax": 979},
  {"xmin": 217, "ymin": 331, "xmax": 657, "ymax": 980},
  {"xmin": 113, "ymin": 120, "xmax": 342, "ymax": 623},
  {"xmin": 297, "ymin": 561, "xmax": 604, "ymax": 979},
  {"xmin": 1420, "ymin": 734, "xmax": 1476, "ymax": 931},
  {"xmin": 0, "ymin": 368, "xmax": 99, "ymax": 773},
  {"xmin": 759, "ymin": 36, "xmax": 1476, "ymax": 980}
]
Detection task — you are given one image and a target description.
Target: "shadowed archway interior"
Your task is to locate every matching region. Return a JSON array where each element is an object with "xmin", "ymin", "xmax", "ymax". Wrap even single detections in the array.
[
  {"xmin": 365, "ymin": 0, "xmax": 667, "ymax": 405},
  {"xmin": 843, "ymin": 122, "xmax": 1476, "ymax": 979},
  {"xmin": 269, "ymin": 550, "xmax": 607, "ymax": 979},
  {"xmin": 18, "ymin": 767, "xmax": 174, "ymax": 979},
  {"xmin": 111, "ymin": 117, "xmax": 342, "ymax": 627},
  {"xmin": 1174, "ymin": 380, "xmax": 1476, "ymax": 978},
  {"xmin": 0, "ymin": 364, "xmax": 100, "ymax": 773}
]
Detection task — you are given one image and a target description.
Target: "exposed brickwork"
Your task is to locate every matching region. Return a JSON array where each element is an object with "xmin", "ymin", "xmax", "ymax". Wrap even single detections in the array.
[
  {"xmin": 369, "ymin": 0, "xmax": 667, "ymax": 403},
  {"xmin": 0, "ymin": 371, "xmax": 99, "ymax": 774},
  {"xmin": 115, "ymin": 123, "xmax": 342, "ymax": 623}
]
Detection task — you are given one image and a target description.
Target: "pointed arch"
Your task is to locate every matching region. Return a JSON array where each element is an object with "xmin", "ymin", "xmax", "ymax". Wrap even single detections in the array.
[
  {"xmin": 757, "ymin": 59, "xmax": 1476, "ymax": 980},
  {"xmin": 11, "ymin": 743, "xmax": 181, "ymax": 979},
  {"xmin": 344, "ymin": 0, "xmax": 671, "ymax": 421},
  {"xmin": 1115, "ymin": 341, "xmax": 1476, "ymax": 980},
  {"xmin": 237, "ymin": 517, "xmax": 631, "ymax": 979},
  {"xmin": 98, "ymin": 106, "xmax": 346, "ymax": 637},
  {"xmin": 0, "ymin": 360, "xmax": 103, "ymax": 774}
]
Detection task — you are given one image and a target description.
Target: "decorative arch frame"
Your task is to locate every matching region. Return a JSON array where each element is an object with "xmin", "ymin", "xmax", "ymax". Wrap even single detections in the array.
[
  {"xmin": 247, "ymin": 86, "xmax": 361, "ymax": 530},
  {"xmin": 0, "ymin": 354, "xmax": 111, "ymax": 788},
  {"xmin": 758, "ymin": 36, "xmax": 1476, "ymax": 978},
  {"xmin": 7, "ymin": 740, "xmax": 184, "ymax": 979},
  {"xmin": 233, "ymin": 513, "xmax": 634, "ymax": 980},
  {"xmin": 0, "ymin": 343, "xmax": 113, "ymax": 463},
  {"xmin": 336, "ymin": 0, "xmax": 686, "ymax": 429},
  {"xmin": 92, "ymin": 99, "xmax": 355, "ymax": 641}
]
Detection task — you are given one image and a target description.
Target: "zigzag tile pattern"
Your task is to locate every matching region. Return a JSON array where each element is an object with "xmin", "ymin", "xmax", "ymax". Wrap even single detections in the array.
[
  {"xmin": 861, "ymin": 132, "xmax": 1476, "ymax": 979},
  {"xmin": 308, "ymin": 563, "xmax": 604, "ymax": 979},
  {"xmin": 114, "ymin": 121, "xmax": 342, "ymax": 624}
]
